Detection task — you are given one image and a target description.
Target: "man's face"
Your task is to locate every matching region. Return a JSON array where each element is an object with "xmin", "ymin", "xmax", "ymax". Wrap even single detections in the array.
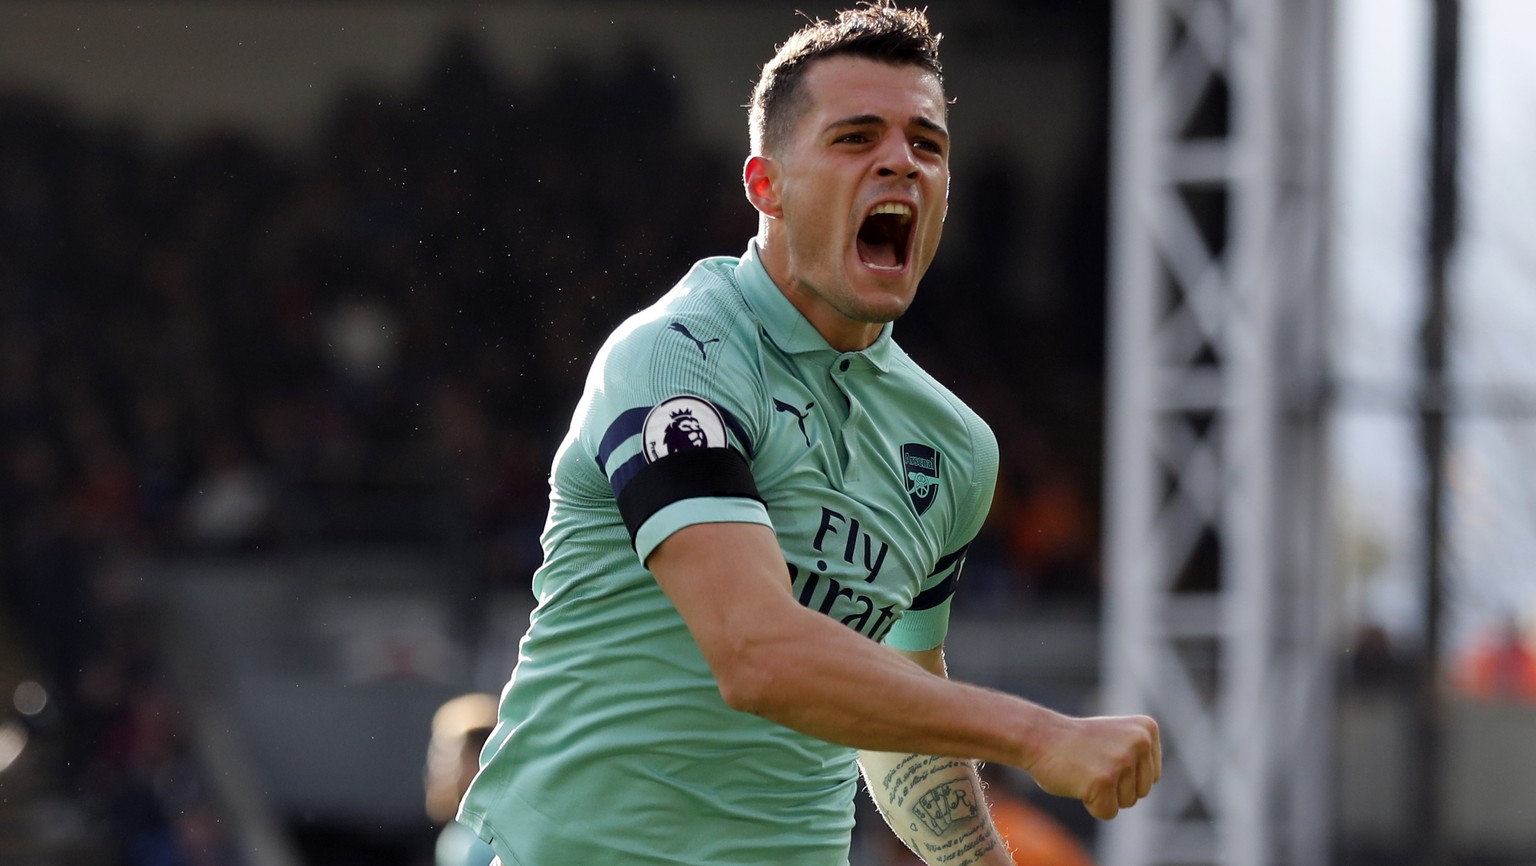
[{"xmin": 756, "ymin": 55, "xmax": 950, "ymax": 350}]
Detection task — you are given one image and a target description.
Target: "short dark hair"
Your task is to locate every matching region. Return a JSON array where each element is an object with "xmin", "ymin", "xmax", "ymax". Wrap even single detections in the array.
[{"xmin": 749, "ymin": 2, "xmax": 944, "ymax": 155}]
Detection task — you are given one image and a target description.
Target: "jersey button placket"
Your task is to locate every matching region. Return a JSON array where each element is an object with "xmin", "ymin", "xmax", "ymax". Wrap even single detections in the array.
[{"xmin": 831, "ymin": 355, "xmax": 866, "ymax": 480}]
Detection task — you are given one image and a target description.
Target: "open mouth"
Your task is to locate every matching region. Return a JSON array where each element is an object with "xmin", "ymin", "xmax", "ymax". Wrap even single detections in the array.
[{"xmin": 856, "ymin": 202, "xmax": 914, "ymax": 271}]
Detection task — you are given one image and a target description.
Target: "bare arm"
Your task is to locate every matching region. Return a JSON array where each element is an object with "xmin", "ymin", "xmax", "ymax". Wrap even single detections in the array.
[
  {"xmin": 858, "ymin": 646, "xmax": 1011, "ymax": 866},
  {"xmin": 646, "ymin": 521, "xmax": 1161, "ymax": 820}
]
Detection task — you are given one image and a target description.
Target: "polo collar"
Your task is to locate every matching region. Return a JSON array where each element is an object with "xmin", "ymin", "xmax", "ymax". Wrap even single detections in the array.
[{"xmin": 734, "ymin": 241, "xmax": 895, "ymax": 373}]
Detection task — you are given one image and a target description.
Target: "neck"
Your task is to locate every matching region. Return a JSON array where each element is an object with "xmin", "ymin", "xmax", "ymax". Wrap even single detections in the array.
[{"xmin": 754, "ymin": 229, "xmax": 882, "ymax": 353}]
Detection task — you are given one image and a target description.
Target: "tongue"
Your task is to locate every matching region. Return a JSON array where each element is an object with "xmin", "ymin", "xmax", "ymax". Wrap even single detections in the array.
[
  {"xmin": 857, "ymin": 235, "xmax": 900, "ymax": 268},
  {"xmin": 857, "ymin": 217, "xmax": 902, "ymax": 268}
]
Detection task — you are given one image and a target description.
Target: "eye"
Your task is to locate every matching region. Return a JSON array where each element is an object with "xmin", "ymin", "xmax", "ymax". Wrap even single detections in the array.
[
  {"xmin": 914, "ymin": 137, "xmax": 944, "ymax": 155},
  {"xmin": 836, "ymin": 132, "xmax": 869, "ymax": 145}
]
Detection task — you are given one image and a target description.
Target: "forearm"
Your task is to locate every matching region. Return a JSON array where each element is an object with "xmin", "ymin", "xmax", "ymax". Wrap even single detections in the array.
[
  {"xmin": 724, "ymin": 600, "xmax": 1061, "ymax": 768},
  {"xmin": 653, "ymin": 521, "xmax": 1062, "ymax": 766},
  {"xmin": 650, "ymin": 522, "xmax": 1162, "ymax": 819},
  {"xmin": 858, "ymin": 750, "xmax": 1012, "ymax": 866}
]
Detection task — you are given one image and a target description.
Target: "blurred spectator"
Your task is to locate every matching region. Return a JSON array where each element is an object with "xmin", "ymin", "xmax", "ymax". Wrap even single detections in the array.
[
  {"xmin": 179, "ymin": 434, "xmax": 275, "ymax": 550},
  {"xmin": 986, "ymin": 793, "xmax": 1096, "ymax": 865},
  {"xmin": 1347, "ymin": 623, "xmax": 1414, "ymax": 692},
  {"xmin": 1454, "ymin": 615, "xmax": 1536, "ymax": 702},
  {"xmin": 424, "ymin": 693, "xmax": 498, "ymax": 866},
  {"xmin": 75, "ymin": 609, "xmax": 243, "ymax": 866},
  {"xmin": 997, "ymin": 433, "xmax": 1097, "ymax": 602}
]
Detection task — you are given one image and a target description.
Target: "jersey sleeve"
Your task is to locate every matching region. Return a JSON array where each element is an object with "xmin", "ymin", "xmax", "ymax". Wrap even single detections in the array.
[
  {"xmin": 882, "ymin": 415, "xmax": 1000, "ymax": 652},
  {"xmin": 579, "ymin": 305, "xmax": 772, "ymax": 565}
]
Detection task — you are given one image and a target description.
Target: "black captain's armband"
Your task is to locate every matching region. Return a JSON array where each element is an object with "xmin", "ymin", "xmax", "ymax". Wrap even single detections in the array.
[{"xmin": 617, "ymin": 448, "xmax": 763, "ymax": 545}]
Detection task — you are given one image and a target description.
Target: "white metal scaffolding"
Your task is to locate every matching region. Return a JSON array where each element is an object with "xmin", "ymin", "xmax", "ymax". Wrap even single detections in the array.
[{"xmin": 1101, "ymin": 0, "xmax": 1339, "ymax": 864}]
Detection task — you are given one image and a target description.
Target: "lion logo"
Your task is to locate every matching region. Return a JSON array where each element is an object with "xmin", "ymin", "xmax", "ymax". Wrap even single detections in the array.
[
  {"xmin": 643, "ymin": 396, "xmax": 728, "ymax": 462},
  {"xmin": 663, "ymin": 409, "xmax": 709, "ymax": 452}
]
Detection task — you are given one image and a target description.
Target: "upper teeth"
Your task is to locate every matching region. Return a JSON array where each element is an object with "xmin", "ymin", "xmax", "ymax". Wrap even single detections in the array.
[{"xmin": 871, "ymin": 202, "xmax": 912, "ymax": 221}]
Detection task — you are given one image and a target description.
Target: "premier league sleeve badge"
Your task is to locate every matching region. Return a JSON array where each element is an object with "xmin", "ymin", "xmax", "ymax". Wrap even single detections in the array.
[{"xmin": 643, "ymin": 395, "xmax": 729, "ymax": 462}]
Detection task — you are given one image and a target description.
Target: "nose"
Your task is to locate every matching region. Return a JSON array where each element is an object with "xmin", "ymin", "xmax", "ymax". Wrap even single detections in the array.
[{"xmin": 874, "ymin": 136, "xmax": 920, "ymax": 179}]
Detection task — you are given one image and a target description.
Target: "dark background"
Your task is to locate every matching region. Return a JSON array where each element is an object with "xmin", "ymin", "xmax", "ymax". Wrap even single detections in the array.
[{"xmin": 0, "ymin": 2, "xmax": 1120, "ymax": 864}]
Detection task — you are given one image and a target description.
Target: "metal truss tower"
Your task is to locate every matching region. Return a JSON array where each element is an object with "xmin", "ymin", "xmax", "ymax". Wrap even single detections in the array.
[{"xmin": 1101, "ymin": 1, "xmax": 1338, "ymax": 864}]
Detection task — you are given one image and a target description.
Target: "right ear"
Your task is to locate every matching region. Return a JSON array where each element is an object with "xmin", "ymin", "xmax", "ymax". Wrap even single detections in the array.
[{"xmin": 743, "ymin": 155, "xmax": 782, "ymax": 219}]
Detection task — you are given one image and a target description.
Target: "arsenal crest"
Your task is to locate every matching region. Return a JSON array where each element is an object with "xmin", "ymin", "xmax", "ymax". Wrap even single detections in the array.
[{"xmin": 901, "ymin": 443, "xmax": 941, "ymax": 516}]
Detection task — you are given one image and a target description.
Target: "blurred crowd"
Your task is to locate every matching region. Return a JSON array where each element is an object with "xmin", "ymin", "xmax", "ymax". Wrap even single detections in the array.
[{"xmin": 0, "ymin": 33, "xmax": 1106, "ymax": 866}]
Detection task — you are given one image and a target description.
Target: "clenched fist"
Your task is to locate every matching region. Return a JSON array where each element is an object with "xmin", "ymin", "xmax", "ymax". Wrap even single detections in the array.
[{"xmin": 1023, "ymin": 713, "xmax": 1162, "ymax": 820}]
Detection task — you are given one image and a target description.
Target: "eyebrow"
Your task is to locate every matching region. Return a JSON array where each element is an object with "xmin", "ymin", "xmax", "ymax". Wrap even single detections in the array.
[{"xmin": 825, "ymin": 114, "xmax": 950, "ymax": 141}]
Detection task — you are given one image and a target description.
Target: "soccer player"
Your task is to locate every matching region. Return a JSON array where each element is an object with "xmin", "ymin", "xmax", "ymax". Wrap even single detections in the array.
[
  {"xmin": 425, "ymin": 694, "xmax": 498, "ymax": 866},
  {"xmin": 458, "ymin": 4, "xmax": 1161, "ymax": 864}
]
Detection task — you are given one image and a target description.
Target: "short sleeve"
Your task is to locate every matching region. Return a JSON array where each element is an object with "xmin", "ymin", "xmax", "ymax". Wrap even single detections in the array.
[{"xmin": 579, "ymin": 302, "xmax": 772, "ymax": 561}]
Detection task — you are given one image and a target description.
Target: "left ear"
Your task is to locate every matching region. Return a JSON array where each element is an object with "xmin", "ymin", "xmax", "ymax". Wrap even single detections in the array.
[{"xmin": 743, "ymin": 155, "xmax": 782, "ymax": 219}]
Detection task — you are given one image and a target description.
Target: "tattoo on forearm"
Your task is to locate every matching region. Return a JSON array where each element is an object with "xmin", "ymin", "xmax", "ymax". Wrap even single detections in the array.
[
  {"xmin": 881, "ymin": 754, "xmax": 950, "ymax": 810},
  {"xmin": 912, "ymin": 780, "xmax": 978, "ymax": 835},
  {"xmin": 879, "ymin": 755, "xmax": 1002, "ymax": 864},
  {"xmin": 918, "ymin": 826, "xmax": 999, "ymax": 865}
]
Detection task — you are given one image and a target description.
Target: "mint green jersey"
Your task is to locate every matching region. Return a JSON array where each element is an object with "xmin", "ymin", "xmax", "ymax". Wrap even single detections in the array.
[{"xmin": 459, "ymin": 243, "xmax": 998, "ymax": 865}]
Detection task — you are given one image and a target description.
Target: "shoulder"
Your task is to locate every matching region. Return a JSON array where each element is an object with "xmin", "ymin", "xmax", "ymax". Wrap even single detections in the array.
[
  {"xmin": 594, "ymin": 255, "xmax": 762, "ymax": 374},
  {"xmin": 571, "ymin": 256, "xmax": 771, "ymax": 456},
  {"xmin": 881, "ymin": 344, "xmax": 1000, "ymax": 546},
  {"xmin": 884, "ymin": 343, "xmax": 999, "ymax": 465}
]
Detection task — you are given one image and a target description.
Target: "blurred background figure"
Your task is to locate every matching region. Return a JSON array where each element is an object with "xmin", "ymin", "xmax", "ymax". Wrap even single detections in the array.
[
  {"xmin": 1453, "ymin": 613, "xmax": 1536, "ymax": 704},
  {"xmin": 983, "ymin": 766, "xmax": 1096, "ymax": 866},
  {"xmin": 424, "ymin": 693, "xmax": 497, "ymax": 866}
]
